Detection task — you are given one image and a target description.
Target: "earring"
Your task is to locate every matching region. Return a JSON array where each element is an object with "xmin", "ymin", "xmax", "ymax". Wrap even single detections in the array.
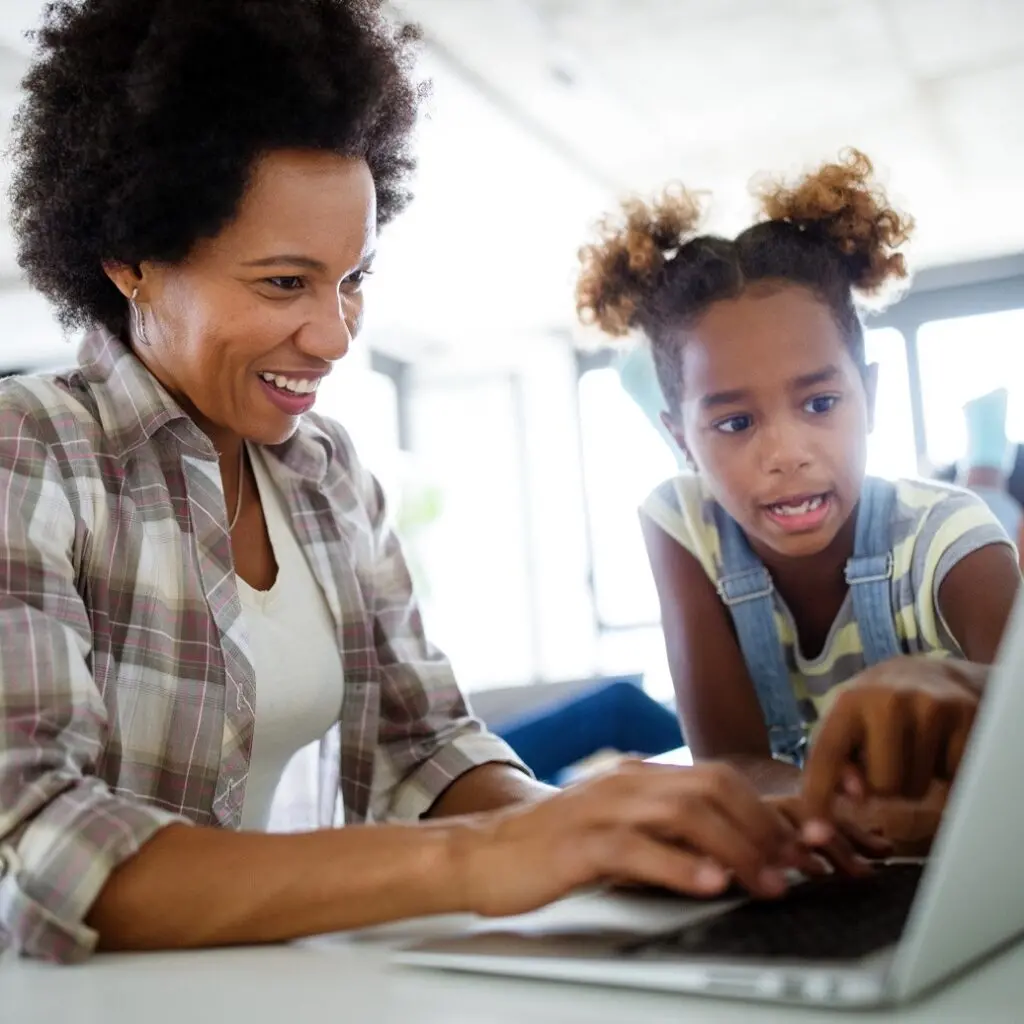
[{"xmin": 129, "ymin": 287, "xmax": 151, "ymax": 347}]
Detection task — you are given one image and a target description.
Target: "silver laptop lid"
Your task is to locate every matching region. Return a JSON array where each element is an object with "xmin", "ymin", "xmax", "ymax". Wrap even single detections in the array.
[{"xmin": 889, "ymin": 589, "xmax": 1024, "ymax": 1000}]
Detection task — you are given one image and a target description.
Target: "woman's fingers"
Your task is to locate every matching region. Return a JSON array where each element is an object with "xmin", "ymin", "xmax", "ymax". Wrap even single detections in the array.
[
  {"xmin": 656, "ymin": 795, "xmax": 791, "ymax": 897},
  {"xmin": 580, "ymin": 764, "xmax": 799, "ymax": 897},
  {"xmin": 589, "ymin": 830, "xmax": 732, "ymax": 898}
]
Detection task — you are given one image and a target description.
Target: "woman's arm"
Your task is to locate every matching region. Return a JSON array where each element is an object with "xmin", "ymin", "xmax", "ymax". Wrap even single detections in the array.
[
  {"xmin": 426, "ymin": 763, "xmax": 555, "ymax": 818},
  {"xmin": 87, "ymin": 758, "xmax": 809, "ymax": 954},
  {"xmin": 641, "ymin": 513, "xmax": 799, "ymax": 795},
  {"xmin": 86, "ymin": 821, "xmax": 454, "ymax": 951}
]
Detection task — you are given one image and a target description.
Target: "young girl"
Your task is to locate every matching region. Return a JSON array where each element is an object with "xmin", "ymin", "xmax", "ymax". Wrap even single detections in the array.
[{"xmin": 575, "ymin": 151, "xmax": 1021, "ymax": 823}]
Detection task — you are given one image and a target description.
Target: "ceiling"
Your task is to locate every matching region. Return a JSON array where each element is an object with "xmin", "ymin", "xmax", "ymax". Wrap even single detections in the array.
[
  {"xmin": 401, "ymin": 0, "xmax": 1024, "ymax": 258},
  {"xmin": 0, "ymin": 0, "xmax": 1021, "ymax": 369}
]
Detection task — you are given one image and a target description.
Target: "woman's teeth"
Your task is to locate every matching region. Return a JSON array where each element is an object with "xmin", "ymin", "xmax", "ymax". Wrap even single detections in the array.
[
  {"xmin": 771, "ymin": 495, "xmax": 825, "ymax": 517},
  {"xmin": 258, "ymin": 372, "xmax": 320, "ymax": 395}
]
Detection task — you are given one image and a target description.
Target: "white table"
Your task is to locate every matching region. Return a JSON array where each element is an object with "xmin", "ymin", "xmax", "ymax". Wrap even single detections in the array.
[
  {"xmin": 4, "ymin": 745, "xmax": 1017, "ymax": 1021},
  {"xmin": 649, "ymin": 745, "xmax": 693, "ymax": 765},
  {"xmin": 4, "ymin": 907, "xmax": 1023, "ymax": 1024}
]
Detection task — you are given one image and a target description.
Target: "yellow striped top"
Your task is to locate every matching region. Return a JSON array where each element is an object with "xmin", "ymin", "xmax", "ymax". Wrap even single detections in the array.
[{"xmin": 642, "ymin": 475, "xmax": 1014, "ymax": 722}]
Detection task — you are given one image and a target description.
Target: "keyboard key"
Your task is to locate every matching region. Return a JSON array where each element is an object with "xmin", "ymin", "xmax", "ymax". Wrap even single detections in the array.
[{"xmin": 625, "ymin": 863, "xmax": 923, "ymax": 961}]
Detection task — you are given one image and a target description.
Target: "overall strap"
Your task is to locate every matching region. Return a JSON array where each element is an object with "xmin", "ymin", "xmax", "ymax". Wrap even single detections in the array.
[
  {"xmin": 845, "ymin": 477, "xmax": 903, "ymax": 667},
  {"xmin": 713, "ymin": 504, "xmax": 806, "ymax": 762}
]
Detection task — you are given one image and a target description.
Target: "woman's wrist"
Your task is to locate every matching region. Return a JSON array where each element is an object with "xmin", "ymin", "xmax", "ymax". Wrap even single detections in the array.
[{"xmin": 435, "ymin": 812, "xmax": 505, "ymax": 917}]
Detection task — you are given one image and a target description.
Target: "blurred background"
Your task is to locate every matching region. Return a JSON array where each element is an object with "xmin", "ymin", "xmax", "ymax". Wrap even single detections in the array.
[{"xmin": 0, "ymin": 0, "xmax": 1022, "ymax": 705}]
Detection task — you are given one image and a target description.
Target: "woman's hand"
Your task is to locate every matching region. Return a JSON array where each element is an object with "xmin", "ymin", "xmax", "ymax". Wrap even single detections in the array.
[{"xmin": 446, "ymin": 760, "xmax": 803, "ymax": 919}]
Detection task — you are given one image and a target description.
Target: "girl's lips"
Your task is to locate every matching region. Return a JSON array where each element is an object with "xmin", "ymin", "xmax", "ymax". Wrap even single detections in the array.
[{"xmin": 762, "ymin": 492, "xmax": 833, "ymax": 533}]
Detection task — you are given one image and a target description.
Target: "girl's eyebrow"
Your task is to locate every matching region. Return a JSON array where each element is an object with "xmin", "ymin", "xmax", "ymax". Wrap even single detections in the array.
[
  {"xmin": 701, "ymin": 387, "xmax": 750, "ymax": 410},
  {"xmin": 791, "ymin": 365, "xmax": 840, "ymax": 389},
  {"xmin": 700, "ymin": 365, "xmax": 841, "ymax": 409}
]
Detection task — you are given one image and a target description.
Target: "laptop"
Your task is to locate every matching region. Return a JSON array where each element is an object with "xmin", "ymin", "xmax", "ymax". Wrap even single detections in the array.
[{"xmin": 395, "ymin": 593, "xmax": 1024, "ymax": 1008}]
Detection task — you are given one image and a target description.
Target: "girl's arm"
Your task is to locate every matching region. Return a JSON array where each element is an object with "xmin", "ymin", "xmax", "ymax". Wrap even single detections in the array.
[
  {"xmin": 641, "ymin": 513, "xmax": 800, "ymax": 796},
  {"xmin": 802, "ymin": 542, "xmax": 1020, "ymax": 818}
]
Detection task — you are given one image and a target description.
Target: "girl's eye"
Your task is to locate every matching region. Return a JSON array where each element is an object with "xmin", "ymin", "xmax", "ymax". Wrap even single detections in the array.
[
  {"xmin": 805, "ymin": 394, "xmax": 839, "ymax": 415},
  {"xmin": 714, "ymin": 414, "xmax": 753, "ymax": 434}
]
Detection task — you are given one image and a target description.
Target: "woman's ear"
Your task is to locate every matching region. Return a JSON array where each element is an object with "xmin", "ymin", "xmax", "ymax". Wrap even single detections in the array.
[{"xmin": 102, "ymin": 262, "xmax": 150, "ymax": 301}]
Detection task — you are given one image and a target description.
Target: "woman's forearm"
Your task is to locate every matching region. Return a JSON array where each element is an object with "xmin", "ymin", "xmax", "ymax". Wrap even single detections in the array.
[
  {"xmin": 425, "ymin": 763, "xmax": 555, "ymax": 818},
  {"xmin": 87, "ymin": 820, "xmax": 464, "ymax": 952}
]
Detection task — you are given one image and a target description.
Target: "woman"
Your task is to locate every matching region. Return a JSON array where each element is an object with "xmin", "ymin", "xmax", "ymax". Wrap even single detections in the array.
[
  {"xmin": 0, "ymin": 0, "xmax": 823, "ymax": 964},
  {"xmin": 576, "ymin": 151, "xmax": 1019, "ymax": 844}
]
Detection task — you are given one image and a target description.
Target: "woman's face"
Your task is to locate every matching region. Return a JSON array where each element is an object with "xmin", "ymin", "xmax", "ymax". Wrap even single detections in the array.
[
  {"xmin": 667, "ymin": 285, "xmax": 877, "ymax": 562},
  {"xmin": 107, "ymin": 149, "xmax": 377, "ymax": 449}
]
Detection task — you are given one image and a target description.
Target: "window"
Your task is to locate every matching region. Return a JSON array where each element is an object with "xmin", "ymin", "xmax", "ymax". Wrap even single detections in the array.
[
  {"xmin": 578, "ymin": 365, "xmax": 679, "ymax": 630},
  {"xmin": 406, "ymin": 376, "xmax": 535, "ymax": 690},
  {"xmin": 312, "ymin": 355, "xmax": 410, "ymax": 522},
  {"xmin": 314, "ymin": 360, "xmax": 401, "ymax": 475},
  {"xmin": 917, "ymin": 309, "xmax": 1024, "ymax": 469},
  {"xmin": 864, "ymin": 327, "xmax": 917, "ymax": 480}
]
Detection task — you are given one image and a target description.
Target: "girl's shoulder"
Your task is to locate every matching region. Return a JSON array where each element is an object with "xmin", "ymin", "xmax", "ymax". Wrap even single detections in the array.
[
  {"xmin": 887, "ymin": 476, "xmax": 1013, "ymax": 587},
  {"xmin": 889, "ymin": 476, "xmax": 1005, "ymax": 545},
  {"xmin": 641, "ymin": 473, "xmax": 720, "ymax": 579}
]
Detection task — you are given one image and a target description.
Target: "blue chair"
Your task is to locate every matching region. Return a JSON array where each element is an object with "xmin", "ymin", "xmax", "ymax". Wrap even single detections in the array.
[{"xmin": 495, "ymin": 677, "xmax": 683, "ymax": 785}]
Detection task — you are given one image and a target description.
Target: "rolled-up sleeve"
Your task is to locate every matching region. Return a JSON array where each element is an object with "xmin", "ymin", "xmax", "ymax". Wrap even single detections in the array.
[
  {"xmin": 0, "ymin": 410, "xmax": 185, "ymax": 962},
  {"xmin": 356, "ymin": 468, "xmax": 530, "ymax": 823}
]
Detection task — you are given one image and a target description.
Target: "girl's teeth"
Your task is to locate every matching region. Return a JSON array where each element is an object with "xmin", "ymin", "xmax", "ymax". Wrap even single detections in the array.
[{"xmin": 772, "ymin": 496, "xmax": 825, "ymax": 516}]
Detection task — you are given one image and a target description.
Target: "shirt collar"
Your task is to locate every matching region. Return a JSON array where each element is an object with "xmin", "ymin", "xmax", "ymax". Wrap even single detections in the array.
[{"xmin": 265, "ymin": 417, "xmax": 335, "ymax": 484}]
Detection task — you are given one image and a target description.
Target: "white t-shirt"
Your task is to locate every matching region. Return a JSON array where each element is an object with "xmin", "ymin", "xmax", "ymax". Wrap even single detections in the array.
[{"xmin": 234, "ymin": 444, "xmax": 345, "ymax": 830}]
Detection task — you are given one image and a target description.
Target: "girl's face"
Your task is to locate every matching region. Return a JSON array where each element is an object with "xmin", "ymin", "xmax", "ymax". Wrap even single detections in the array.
[{"xmin": 666, "ymin": 284, "xmax": 877, "ymax": 562}]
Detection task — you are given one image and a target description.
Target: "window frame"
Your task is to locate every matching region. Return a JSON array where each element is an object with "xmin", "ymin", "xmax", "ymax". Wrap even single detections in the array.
[{"xmin": 871, "ymin": 254, "xmax": 1024, "ymax": 467}]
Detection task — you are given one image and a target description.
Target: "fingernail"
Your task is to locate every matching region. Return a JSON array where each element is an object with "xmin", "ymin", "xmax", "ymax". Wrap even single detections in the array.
[
  {"xmin": 802, "ymin": 820, "xmax": 833, "ymax": 845},
  {"xmin": 758, "ymin": 868, "xmax": 788, "ymax": 895},
  {"xmin": 694, "ymin": 862, "xmax": 728, "ymax": 892}
]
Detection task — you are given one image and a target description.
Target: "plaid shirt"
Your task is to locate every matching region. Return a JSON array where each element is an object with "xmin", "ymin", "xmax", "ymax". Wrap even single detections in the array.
[{"xmin": 0, "ymin": 329, "xmax": 525, "ymax": 963}]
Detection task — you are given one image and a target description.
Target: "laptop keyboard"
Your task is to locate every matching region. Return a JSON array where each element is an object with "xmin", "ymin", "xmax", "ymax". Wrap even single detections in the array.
[{"xmin": 625, "ymin": 862, "xmax": 924, "ymax": 962}]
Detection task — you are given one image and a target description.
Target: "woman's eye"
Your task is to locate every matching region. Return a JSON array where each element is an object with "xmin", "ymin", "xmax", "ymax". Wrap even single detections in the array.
[
  {"xmin": 342, "ymin": 268, "xmax": 374, "ymax": 290},
  {"xmin": 805, "ymin": 394, "xmax": 839, "ymax": 415},
  {"xmin": 264, "ymin": 276, "xmax": 306, "ymax": 292},
  {"xmin": 714, "ymin": 414, "xmax": 753, "ymax": 434}
]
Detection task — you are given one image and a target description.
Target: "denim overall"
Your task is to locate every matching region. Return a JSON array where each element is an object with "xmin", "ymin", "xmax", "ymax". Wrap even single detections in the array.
[{"xmin": 713, "ymin": 477, "xmax": 904, "ymax": 764}]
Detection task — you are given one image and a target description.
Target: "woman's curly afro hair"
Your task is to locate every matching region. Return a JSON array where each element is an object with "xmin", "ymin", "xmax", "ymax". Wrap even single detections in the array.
[{"xmin": 9, "ymin": 0, "xmax": 425, "ymax": 335}]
